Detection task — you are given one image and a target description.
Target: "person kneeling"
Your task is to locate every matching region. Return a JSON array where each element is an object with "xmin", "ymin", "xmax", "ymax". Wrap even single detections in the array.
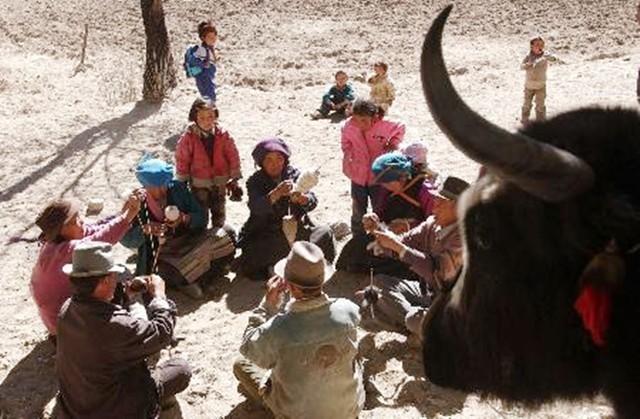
[
  {"xmin": 234, "ymin": 241, "xmax": 364, "ymax": 419},
  {"xmin": 55, "ymin": 241, "xmax": 191, "ymax": 418}
]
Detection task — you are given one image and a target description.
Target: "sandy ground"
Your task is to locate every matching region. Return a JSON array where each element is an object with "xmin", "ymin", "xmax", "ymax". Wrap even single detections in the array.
[{"xmin": 0, "ymin": 0, "xmax": 638, "ymax": 417}]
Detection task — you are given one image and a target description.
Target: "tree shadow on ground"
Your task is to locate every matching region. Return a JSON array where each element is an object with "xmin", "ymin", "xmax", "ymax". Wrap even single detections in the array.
[
  {"xmin": 0, "ymin": 340, "xmax": 57, "ymax": 418},
  {"xmin": 0, "ymin": 101, "xmax": 160, "ymax": 204},
  {"xmin": 3, "ymin": 101, "xmax": 161, "ymax": 249}
]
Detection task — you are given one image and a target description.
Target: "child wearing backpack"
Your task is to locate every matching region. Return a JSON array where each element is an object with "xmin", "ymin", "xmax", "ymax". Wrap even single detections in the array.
[{"xmin": 185, "ymin": 21, "xmax": 219, "ymax": 103}]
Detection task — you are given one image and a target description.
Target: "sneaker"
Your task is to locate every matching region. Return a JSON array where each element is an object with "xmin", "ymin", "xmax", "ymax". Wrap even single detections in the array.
[{"xmin": 179, "ymin": 283, "xmax": 204, "ymax": 300}]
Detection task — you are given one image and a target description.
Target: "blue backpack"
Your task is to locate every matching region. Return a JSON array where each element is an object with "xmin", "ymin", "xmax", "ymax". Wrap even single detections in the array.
[{"xmin": 183, "ymin": 45, "xmax": 205, "ymax": 78}]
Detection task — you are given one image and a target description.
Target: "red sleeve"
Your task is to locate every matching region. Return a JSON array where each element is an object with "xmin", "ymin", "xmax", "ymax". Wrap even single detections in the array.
[
  {"xmin": 221, "ymin": 129, "xmax": 242, "ymax": 179},
  {"xmin": 175, "ymin": 132, "xmax": 193, "ymax": 181}
]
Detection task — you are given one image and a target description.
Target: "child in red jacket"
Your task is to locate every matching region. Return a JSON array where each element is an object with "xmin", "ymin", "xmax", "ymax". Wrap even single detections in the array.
[{"xmin": 175, "ymin": 99, "xmax": 242, "ymax": 228}]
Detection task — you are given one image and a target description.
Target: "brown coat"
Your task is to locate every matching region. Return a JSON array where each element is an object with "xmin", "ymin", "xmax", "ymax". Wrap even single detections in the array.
[
  {"xmin": 399, "ymin": 217, "xmax": 463, "ymax": 289},
  {"xmin": 55, "ymin": 295, "xmax": 176, "ymax": 418}
]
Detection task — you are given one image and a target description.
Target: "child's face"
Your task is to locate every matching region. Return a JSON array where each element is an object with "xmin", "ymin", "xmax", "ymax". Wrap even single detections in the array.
[
  {"xmin": 335, "ymin": 74, "xmax": 348, "ymax": 88},
  {"xmin": 203, "ymin": 31, "xmax": 217, "ymax": 47},
  {"xmin": 374, "ymin": 64, "xmax": 385, "ymax": 75},
  {"xmin": 352, "ymin": 114, "xmax": 375, "ymax": 131},
  {"xmin": 531, "ymin": 40, "xmax": 544, "ymax": 55},
  {"xmin": 196, "ymin": 108, "xmax": 217, "ymax": 132}
]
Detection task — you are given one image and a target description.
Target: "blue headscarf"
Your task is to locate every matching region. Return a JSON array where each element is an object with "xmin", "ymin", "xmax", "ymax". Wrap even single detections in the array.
[
  {"xmin": 135, "ymin": 156, "xmax": 174, "ymax": 187},
  {"xmin": 372, "ymin": 152, "xmax": 413, "ymax": 183}
]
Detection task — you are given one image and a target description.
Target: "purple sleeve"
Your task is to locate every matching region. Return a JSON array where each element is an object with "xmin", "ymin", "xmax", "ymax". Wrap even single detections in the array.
[
  {"xmin": 83, "ymin": 214, "xmax": 130, "ymax": 244},
  {"xmin": 418, "ymin": 183, "xmax": 435, "ymax": 217}
]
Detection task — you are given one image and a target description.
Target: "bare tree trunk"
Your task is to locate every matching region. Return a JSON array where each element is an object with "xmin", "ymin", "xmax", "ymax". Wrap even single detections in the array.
[{"xmin": 140, "ymin": 0, "xmax": 176, "ymax": 102}]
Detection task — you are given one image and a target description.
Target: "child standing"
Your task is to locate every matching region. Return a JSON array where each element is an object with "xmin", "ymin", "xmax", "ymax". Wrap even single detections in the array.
[
  {"xmin": 311, "ymin": 70, "xmax": 356, "ymax": 119},
  {"xmin": 368, "ymin": 62, "xmax": 396, "ymax": 113},
  {"xmin": 175, "ymin": 99, "xmax": 242, "ymax": 228},
  {"xmin": 341, "ymin": 99, "xmax": 405, "ymax": 236},
  {"xmin": 186, "ymin": 21, "xmax": 219, "ymax": 103},
  {"xmin": 521, "ymin": 36, "xmax": 557, "ymax": 123}
]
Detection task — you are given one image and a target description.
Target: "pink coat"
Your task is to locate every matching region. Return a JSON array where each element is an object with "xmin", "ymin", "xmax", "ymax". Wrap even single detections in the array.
[
  {"xmin": 30, "ymin": 215, "xmax": 130, "ymax": 334},
  {"xmin": 175, "ymin": 125, "xmax": 242, "ymax": 188},
  {"xmin": 341, "ymin": 118, "xmax": 405, "ymax": 186}
]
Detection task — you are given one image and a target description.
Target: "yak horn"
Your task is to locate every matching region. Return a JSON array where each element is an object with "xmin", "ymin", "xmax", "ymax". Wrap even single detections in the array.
[{"xmin": 421, "ymin": 5, "xmax": 593, "ymax": 202}]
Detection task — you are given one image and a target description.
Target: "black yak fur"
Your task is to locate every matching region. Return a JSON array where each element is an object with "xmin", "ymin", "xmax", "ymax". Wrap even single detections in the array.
[{"xmin": 422, "ymin": 108, "xmax": 640, "ymax": 418}]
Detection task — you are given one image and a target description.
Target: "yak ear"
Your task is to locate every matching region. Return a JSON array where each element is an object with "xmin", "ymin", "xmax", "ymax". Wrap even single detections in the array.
[{"xmin": 579, "ymin": 240, "xmax": 625, "ymax": 288}]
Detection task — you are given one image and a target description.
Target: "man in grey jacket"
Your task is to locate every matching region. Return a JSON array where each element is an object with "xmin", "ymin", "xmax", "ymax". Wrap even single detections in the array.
[
  {"xmin": 234, "ymin": 241, "xmax": 364, "ymax": 419},
  {"xmin": 55, "ymin": 241, "xmax": 191, "ymax": 418},
  {"xmin": 358, "ymin": 176, "xmax": 469, "ymax": 338}
]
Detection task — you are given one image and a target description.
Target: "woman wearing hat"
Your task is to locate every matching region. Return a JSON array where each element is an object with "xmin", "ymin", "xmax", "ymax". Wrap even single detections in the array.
[
  {"xmin": 235, "ymin": 137, "xmax": 335, "ymax": 281},
  {"xmin": 336, "ymin": 151, "xmax": 435, "ymax": 275},
  {"xmin": 121, "ymin": 156, "xmax": 235, "ymax": 299},
  {"xmin": 31, "ymin": 194, "xmax": 141, "ymax": 341}
]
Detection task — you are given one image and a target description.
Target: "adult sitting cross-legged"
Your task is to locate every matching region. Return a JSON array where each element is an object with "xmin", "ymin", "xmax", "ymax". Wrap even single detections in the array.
[
  {"xmin": 121, "ymin": 156, "xmax": 236, "ymax": 299},
  {"xmin": 234, "ymin": 138, "xmax": 335, "ymax": 281},
  {"xmin": 356, "ymin": 176, "xmax": 468, "ymax": 338},
  {"xmin": 55, "ymin": 241, "xmax": 191, "ymax": 418},
  {"xmin": 233, "ymin": 241, "xmax": 364, "ymax": 419}
]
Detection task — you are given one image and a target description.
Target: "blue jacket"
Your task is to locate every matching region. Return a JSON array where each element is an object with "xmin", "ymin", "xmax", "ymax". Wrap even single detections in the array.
[
  {"xmin": 323, "ymin": 83, "xmax": 355, "ymax": 105},
  {"xmin": 187, "ymin": 44, "xmax": 217, "ymax": 101}
]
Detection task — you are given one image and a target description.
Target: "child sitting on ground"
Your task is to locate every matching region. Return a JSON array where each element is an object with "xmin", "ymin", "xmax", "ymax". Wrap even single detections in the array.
[
  {"xmin": 186, "ymin": 21, "xmax": 219, "ymax": 103},
  {"xmin": 520, "ymin": 36, "xmax": 558, "ymax": 123},
  {"xmin": 368, "ymin": 61, "xmax": 396, "ymax": 113},
  {"xmin": 312, "ymin": 70, "xmax": 356, "ymax": 120}
]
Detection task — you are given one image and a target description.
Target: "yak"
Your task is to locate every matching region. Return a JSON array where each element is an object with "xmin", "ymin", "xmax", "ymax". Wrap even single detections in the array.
[{"xmin": 420, "ymin": 5, "xmax": 640, "ymax": 418}]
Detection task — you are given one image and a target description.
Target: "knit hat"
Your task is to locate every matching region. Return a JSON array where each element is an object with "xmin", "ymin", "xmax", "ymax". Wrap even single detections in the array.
[
  {"xmin": 135, "ymin": 156, "xmax": 174, "ymax": 188},
  {"xmin": 372, "ymin": 152, "xmax": 413, "ymax": 183},
  {"xmin": 35, "ymin": 199, "xmax": 82, "ymax": 242},
  {"xmin": 401, "ymin": 141, "xmax": 429, "ymax": 166},
  {"xmin": 251, "ymin": 137, "xmax": 291, "ymax": 166}
]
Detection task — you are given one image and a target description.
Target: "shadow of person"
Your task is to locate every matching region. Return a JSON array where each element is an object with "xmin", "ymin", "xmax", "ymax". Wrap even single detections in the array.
[
  {"xmin": 329, "ymin": 111, "xmax": 348, "ymax": 124},
  {"xmin": 394, "ymin": 378, "xmax": 467, "ymax": 417},
  {"xmin": 224, "ymin": 275, "xmax": 267, "ymax": 314},
  {"xmin": 324, "ymin": 269, "xmax": 368, "ymax": 301},
  {"xmin": 0, "ymin": 340, "xmax": 57, "ymax": 418},
  {"xmin": 167, "ymin": 274, "xmax": 233, "ymax": 317},
  {"xmin": 223, "ymin": 399, "xmax": 273, "ymax": 419},
  {"xmin": 163, "ymin": 133, "xmax": 181, "ymax": 152}
]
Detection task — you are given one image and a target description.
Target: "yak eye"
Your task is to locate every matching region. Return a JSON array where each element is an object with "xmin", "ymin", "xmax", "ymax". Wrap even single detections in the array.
[
  {"xmin": 468, "ymin": 210, "xmax": 493, "ymax": 250},
  {"xmin": 475, "ymin": 232, "xmax": 491, "ymax": 250}
]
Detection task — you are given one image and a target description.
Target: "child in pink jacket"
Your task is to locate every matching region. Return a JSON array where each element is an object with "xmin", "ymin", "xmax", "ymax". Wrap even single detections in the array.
[
  {"xmin": 341, "ymin": 99, "xmax": 405, "ymax": 236},
  {"xmin": 175, "ymin": 99, "xmax": 242, "ymax": 228}
]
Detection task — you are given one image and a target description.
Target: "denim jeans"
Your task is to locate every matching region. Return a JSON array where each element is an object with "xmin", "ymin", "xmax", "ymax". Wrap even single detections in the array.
[{"xmin": 350, "ymin": 182, "xmax": 380, "ymax": 236}]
